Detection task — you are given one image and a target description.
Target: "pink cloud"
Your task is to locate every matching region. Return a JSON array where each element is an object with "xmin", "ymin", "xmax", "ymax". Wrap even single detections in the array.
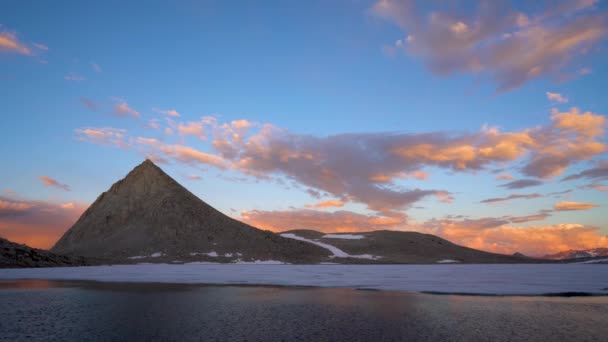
[
  {"xmin": 74, "ymin": 127, "xmax": 128, "ymax": 148},
  {"xmin": 112, "ymin": 98, "xmax": 140, "ymax": 118},
  {"xmin": 153, "ymin": 108, "xmax": 181, "ymax": 117},
  {"xmin": 373, "ymin": 0, "xmax": 607, "ymax": 90},
  {"xmin": 177, "ymin": 121, "xmax": 204, "ymax": 137},
  {"xmin": 75, "ymin": 105, "xmax": 606, "ymax": 215},
  {"xmin": 37, "ymin": 176, "xmax": 70, "ymax": 191}
]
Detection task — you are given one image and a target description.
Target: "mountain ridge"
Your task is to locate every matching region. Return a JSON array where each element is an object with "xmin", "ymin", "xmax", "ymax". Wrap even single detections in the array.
[
  {"xmin": 47, "ymin": 159, "xmax": 551, "ymax": 265},
  {"xmin": 51, "ymin": 159, "xmax": 330, "ymax": 263}
]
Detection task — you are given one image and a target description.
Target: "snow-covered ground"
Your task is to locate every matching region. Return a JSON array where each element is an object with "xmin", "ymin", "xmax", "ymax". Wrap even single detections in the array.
[
  {"xmin": 322, "ymin": 234, "xmax": 366, "ymax": 240},
  {"xmin": 280, "ymin": 233, "xmax": 380, "ymax": 260},
  {"xmin": 576, "ymin": 258, "xmax": 608, "ymax": 264},
  {"xmin": 1, "ymin": 264, "xmax": 607, "ymax": 295}
]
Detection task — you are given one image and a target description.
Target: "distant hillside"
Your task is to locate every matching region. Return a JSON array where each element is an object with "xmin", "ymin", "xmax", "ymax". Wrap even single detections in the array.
[
  {"xmin": 544, "ymin": 248, "xmax": 608, "ymax": 260},
  {"xmin": 1, "ymin": 237, "xmax": 87, "ymax": 268},
  {"xmin": 281, "ymin": 230, "xmax": 543, "ymax": 264}
]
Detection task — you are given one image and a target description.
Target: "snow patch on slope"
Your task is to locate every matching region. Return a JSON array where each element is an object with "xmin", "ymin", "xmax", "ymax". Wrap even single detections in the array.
[
  {"xmin": 576, "ymin": 258, "xmax": 608, "ymax": 264},
  {"xmin": 281, "ymin": 233, "xmax": 380, "ymax": 260},
  {"xmin": 323, "ymin": 234, "xmax": 366, "ymax": 240}
]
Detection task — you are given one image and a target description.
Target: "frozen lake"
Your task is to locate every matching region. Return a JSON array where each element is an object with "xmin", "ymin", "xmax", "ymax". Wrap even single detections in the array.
[{"xmin": 2, "ymin": 264, "xmax": 608, "ymax": 295}]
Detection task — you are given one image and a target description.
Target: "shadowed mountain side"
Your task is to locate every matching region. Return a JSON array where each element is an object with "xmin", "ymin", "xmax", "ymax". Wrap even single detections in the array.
[
  {"xmin": 282, "ymin": 230, "xmax": 545, "ymax": 264},
  {"xmin": 51, "ymin": 160, "xmax": 330, "ymax": 263},
  {"xmin": 1, "ymin": 237, "xmax": 87, "ymax": 268}
]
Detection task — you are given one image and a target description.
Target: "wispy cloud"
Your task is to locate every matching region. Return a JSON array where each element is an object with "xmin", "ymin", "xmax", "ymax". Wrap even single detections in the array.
[
  {"xmin": 153, "ymin": 108, "xmax": 181, "ymax": 117},
  {"xmin": 546, "ymin": 91, "xmax": 568, "ymax": 103},
  {"xmin": 305, "ymin": 200, "xmax": 345, "ymax": 209},
  {"xmin": 74, "ymin": 127, "xmax": 128, "ymax": 148},
  {"xmin": 0, "ymin": 28, "xmax": 32, "ymax": 55},
  {"xmin": 480, "ymin": 193, "xmax": 542, "ymax": 204},
  {"xmin": 32, "ymin": 43, "xmax": 48, "ymax": 51},
  {"xmin": 499, "ymin": 179, "xmax": 543, "ymax": 189},
  {"xmin": 37, "ymin": 176, "xmax": 70, "ymax": 191},
  {"xmin": 91, "ymin": 62, "xmax": 102, "ymax": 72},
  {"xmin": 80, "ymin": 98, "xmax": 98, "ymax": 111},
  {"xmin": 373, "ymin": 0, "xmax": 607, "ymax": 91},
  {"xmin": 64, "ymin": 72, "xmax": 86, "ymax": 81},
  {"xmin": 562, "ymin": 161, "xmax": 608, "ymax": 181}
]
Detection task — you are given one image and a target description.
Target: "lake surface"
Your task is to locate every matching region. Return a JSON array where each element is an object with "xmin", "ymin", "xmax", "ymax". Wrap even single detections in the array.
[{"xmin": 1, "ymin": 280, "xmax": 607, "ymax": 342}]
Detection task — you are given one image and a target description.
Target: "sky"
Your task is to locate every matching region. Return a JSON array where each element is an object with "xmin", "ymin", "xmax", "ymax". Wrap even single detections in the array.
[{"xmin": 1, "ymin": 0, "xmax": 607, "ymax": 256}]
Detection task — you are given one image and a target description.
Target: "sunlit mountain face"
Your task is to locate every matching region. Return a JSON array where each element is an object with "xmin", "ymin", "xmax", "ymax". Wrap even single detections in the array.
[{"xmin": 1, "ymin": 0, "xmax": 607, "ymax": 256}]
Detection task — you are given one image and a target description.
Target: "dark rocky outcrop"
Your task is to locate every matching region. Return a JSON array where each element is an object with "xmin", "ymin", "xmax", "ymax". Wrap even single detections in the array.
[{"xmin": 1, "ymin": 237, "xmax": 87, "ymax": 268}]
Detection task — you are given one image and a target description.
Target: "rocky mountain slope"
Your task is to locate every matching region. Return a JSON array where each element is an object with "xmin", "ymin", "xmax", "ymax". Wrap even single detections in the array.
[
  {"xmin": 1, "ymin": 237, "xmax": 87, "ymax": 268},
  {"xmin": 280, "ymin": 230, "xmax": 542, "ymax": 264},
  {"xmin": 51, "ymin": 160, "xmax": 330, "ymax": 263}
]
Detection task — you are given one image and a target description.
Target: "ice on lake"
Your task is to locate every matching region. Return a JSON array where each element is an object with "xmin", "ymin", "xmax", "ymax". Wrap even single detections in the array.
[{"xmin": 2, "ymin": 264, "xmax": 608, "ymax": 295}]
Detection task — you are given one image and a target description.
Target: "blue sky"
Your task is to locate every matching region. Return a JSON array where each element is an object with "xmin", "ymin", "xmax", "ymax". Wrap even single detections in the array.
[{"xmin": 1, "ymin": 0, "xmax": 607, "ymax": 255}]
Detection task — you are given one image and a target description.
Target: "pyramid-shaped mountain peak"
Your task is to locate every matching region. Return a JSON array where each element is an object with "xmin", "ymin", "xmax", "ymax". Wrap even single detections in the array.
[{"xmin": 51, "ymin": 160, "xmax": 329, "ymax": 263}]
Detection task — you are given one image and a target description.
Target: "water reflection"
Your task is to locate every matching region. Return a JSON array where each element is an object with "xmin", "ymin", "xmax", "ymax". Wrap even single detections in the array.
[{"xmin": 1, "ymin": 280, "xmax": 607, "ymax": 342}]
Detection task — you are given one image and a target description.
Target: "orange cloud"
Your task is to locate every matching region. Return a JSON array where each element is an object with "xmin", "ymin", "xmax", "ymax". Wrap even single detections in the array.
[
  {"xmin": 136, "ymin": 138, "xmax": 227, "ymax": 169},
  {"xmin": 305, "ymin": 200, "xmax": 345, "ymax": 209},
  {"xmin": 553, "ymin": 201, "xmax": 599, "ymax": 211},
  {"xmin": 0, "ymin": 30, "xmax": 32, "ymax": 55},
  {"xmin": 551, "ymin": 107, "xmax": 606, "ymax": 138},
  {"xmin": 0, "ymin": 200, "xmax": 33, "ymax": 212},
  {"xmin": 0, "ymin": 194, "xmax": 87, "ymax": 249},
  {"xmin": 37, "ymin": 176, "xmax": 70, "ymax": 191},
  {"xmin": 434, "ymin": 222, "xmax": 608, "ymax": 256},
  {"xmin": 241, "ymin": 209, "xmax": 407, "ymax": 233}
]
